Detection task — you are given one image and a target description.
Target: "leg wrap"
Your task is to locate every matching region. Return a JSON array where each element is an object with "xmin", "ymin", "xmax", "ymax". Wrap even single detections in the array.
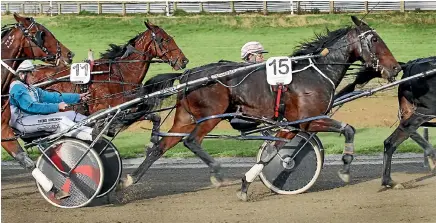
[{"xmin": 344, "ymin": 143, "xmax": 354, "ymax": 154}]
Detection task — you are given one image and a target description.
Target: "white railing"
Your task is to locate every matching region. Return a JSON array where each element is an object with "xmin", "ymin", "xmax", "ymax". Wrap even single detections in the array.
[{"xmin": 1, "ymin": 1, "xmax": 435, "ymax": 16}]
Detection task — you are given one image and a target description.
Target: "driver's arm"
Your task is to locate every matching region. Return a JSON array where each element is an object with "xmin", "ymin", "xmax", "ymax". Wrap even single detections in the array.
[
  {"xmin": 10, "ymin": 84, "xmax": 59, "ymax": 114},
  {"xmin": 36, "ymin": 87, "xmax": 80, "ymax": 104}
]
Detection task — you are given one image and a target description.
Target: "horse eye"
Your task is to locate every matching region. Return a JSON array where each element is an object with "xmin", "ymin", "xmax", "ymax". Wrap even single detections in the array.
[{"xmin": 372, "ymin": 37, "xmax": 378, "ymax": 42}]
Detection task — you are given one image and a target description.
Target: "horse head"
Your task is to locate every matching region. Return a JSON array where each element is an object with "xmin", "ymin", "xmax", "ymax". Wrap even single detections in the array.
[
  {"xmin": 130, "ymin": 20, "xmax": 189, "ymax": 70},
  {"xmin": 11, "ymin": 13, "xmax": 74, "ymax": 65},
  {"xmin": 350, "ymin": 15, "xmax": 401, "ymax": 82}
]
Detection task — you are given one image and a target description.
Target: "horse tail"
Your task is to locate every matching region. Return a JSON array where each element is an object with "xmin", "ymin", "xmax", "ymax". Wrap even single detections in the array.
[{"xmin": 139, "ymin": 72, "xmax": 182, "ymax": 112}]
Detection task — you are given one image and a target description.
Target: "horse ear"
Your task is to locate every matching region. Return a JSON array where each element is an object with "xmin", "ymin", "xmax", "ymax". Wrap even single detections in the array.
[
  {"xmin": 351, "ymin": 15, "xmax": 369, "ymax": 28},
  {"xmin": 144, "ymin": 20, "xmax": 152, "ymax": 30},
  {"xmin": 13, "ymin": 13, "xmax": 32, "ymax": 26},
  {"xmin": 13, "ymin": 13, "xmax": 24, "ymax": 23},
  {"xmin": 351, "ymin": 16, "xmax": 362, "ymax": 26}
]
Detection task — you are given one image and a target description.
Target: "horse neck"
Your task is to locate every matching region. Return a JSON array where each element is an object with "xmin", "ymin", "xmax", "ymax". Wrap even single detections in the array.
[
  {"xmin": 1, "ymin": 30, "xmax": 26, "ymax": 94},
  {"xmin": 98, "ymin": 43, "xmax": 154, "ymax": 85},
  {"xmin": 1, "ymin": 30, "xmax": 25, "ymax": 68},
  {"xmin": 121, "ymin": 51, "xmax": 151, "ymax": 84},
  {"xmin": 312, "ymin": 34, "xmax": 356, "ymax": 88}
]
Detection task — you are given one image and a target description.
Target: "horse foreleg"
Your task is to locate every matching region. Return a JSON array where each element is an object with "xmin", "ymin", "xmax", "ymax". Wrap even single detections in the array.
[
  {"xmin": 117, "ymin": 107, "xmax": 197, "ymax": 190},
  {"xmin": 382, "ymin": 113, "xmax": 434, "ymax": 188},
  {"xmin": 305, "ymin": 118, "xmax": 356, "ymax": 183},
  {"xmin": 183, "ymin": 118, "xmax": 225, "ymax": 187},
  {"xmin": 117, "ymin": 124, "xmax": 195, "ymax": 190}
]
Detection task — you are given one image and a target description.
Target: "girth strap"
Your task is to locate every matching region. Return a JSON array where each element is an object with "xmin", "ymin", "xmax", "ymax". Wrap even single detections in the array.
[{"xmin": 272, "ymin": 84, "xmax": 287, "ymax": 121}]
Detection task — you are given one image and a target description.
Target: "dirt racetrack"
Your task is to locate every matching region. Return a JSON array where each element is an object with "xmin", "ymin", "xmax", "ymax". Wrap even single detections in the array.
[{"xmin": 2, "ymin": 171, "xmax": 435, "ymax": 223}]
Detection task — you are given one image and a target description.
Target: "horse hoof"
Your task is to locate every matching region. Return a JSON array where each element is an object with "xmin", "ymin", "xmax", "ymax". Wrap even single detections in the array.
[
  {"xmin": 394, "ymin": 183, "xmax": 405, "ymax": 190},
  {"xmin": 210, "ymin": 175, "xmax": 223, "ymax": 188},
  {"xmin": 428, "ymin": 156, "xmax": 436, "ymax": 171},
  {"xmin": 236, "ymin": 191, "xmax": 248, "ymax": 202},
  {"xmin": 337, "ymin": 170, "xmax": 351, "ymax": 183},
  {"xmin": 380, "ymin": 179, "xmax": 399, "ymax": 190},
  {"xmin": 116, "ymin": 174, "xmax": 134, "ymax": 191}
]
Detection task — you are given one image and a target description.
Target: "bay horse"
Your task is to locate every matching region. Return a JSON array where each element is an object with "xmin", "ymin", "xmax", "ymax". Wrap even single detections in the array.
[
  {"xmin": 1, "ymin": 13, "xmax": 74, "ymax": 169},
  {"xmin": 118, "ymin": 16, "xmax": 401, "ymax": 199},
  {"xmin": 1, "ymin": 20, "xmax": 188, "ymax": 171},
  {"xmin": 26, "ymin": 21, "xmax": 188, "ymax": 115},
  {"xmin": 335, "ymin": 56, "xmax": 436, "ymax": 189}
]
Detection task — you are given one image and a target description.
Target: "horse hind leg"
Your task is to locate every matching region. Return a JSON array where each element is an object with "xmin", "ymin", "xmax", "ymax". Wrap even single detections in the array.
[
  {"xmin": 410, "ymin": 129, "xmax": 436, "ymax": 171},
  {"xmin": 305, "ymin": 118, "xmax": 356, "ymax": 183},
  {"xmin": 183, "ymin": 118, "xmax": 227, "ymax": 187}
]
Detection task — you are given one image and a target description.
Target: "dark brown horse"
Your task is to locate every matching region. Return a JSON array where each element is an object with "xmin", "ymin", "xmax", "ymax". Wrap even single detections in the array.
[
  {"xmin": 1, "ymin": 13, "xmax": 74, "ymax": 169},
  {"xmin": 118, "ymin": 16, "xmax": 401, "ymax": 199},
  {"xmin": 334, "ymin": 56, "xmax": 436, "ymax": 189}
]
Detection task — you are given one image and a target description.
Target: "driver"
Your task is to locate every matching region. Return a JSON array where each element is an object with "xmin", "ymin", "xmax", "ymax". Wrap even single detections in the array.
[
  {"xmin": 9, "ymin": 60, "xmax": 96, "ymax": 141},
  {"xmin": 241, "ymin": 41, "xmax": 268, "ymax": 63}
]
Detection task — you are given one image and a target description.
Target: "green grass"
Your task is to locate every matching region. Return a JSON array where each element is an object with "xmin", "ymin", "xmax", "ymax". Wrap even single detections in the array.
[
  {"xmin": 3, "ymin": 127, "xmax": 436, "ymax": 161},
  {"xmin": 2, "ymin": 12, "xmax": 435, "ymax": 80},
  {"xmin": 2, "ymin": 12, "xmax": 436, "ymax": 160}
]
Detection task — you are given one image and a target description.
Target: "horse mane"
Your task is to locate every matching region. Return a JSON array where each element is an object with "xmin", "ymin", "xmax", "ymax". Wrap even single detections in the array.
[
  {"xmin": 292, "ymin": 26, "xmax": 353, "ymax": 56},
  {"xmin": 402, "ymin": 56, "xmax": 436, "ymax": 78},
  {"xmin": 100, "ymin": 32, "xmax": 144, "ymax": 59},
  {"xmin": 1, "ymin": 24, "xmax": 15, "ymax": 39}
]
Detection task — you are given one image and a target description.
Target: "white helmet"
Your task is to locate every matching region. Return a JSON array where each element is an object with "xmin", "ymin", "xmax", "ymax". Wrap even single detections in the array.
[
  {"xmin": 241, "ymin": 41, "xmax": 268, "ymax": 59},
  {"xmin": 16, "ymin": 60, "xmax": 35, "ymax": 74}
]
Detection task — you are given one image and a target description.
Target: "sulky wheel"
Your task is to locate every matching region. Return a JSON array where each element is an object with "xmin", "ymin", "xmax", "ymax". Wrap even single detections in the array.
[
  {"xmin": 93, "ymin": 138, "xmax": 122, "ymax": 198},
  {"xmin": 257, "ymin": 132, "xmax": 323, "ymax": 195},
  {"xmin": 36, "ymin": 138, "xmax": 104, "ymax": 208}
]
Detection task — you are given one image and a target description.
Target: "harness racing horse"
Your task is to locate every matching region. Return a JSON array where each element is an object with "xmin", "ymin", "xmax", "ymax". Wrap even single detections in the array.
[
  {"xmin": 335, "ymin": 56, "xmax": 436, "ymax": 189},
  {"xmin": 1, "ymin": 13, "xmax": 74, "ymax": 93},
  {"xmin": 1, "ymin": 13, "xmax": 74, "ymax": 170},
  {"xmin": 118, "ymin": 16, "xmax": 402, "ymax": 199},
  {"xmin": 22, "ymin": 20, "xmax": 188, "ymax": 143}
]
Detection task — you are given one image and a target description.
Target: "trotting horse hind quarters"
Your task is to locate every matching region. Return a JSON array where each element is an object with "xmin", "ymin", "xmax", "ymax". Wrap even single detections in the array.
[{"xmin": 117, "ymin": 16, "xmax": 401, "ymax": 201}]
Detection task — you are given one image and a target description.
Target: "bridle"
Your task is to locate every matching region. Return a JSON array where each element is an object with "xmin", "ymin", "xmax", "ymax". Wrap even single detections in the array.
[
  {"xmin": 149, "ymin": 27, "xmax": 183, "ymax": 68},
  {"xmin": 3, "ymin": 18, "xmax": 63, "ymax": 64},
  {"xmin": 357, "ymin": 29, "xmax": 381, "ymax": 72},
  {"xmin": 119, "ymin": 27, "xmax": 181, "ymax": 68}
]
